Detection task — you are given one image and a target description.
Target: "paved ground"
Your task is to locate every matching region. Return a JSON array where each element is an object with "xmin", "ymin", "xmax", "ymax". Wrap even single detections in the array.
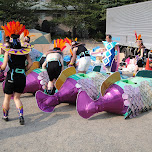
[{"xmin": 0, "ymin": 74, "xmax": 152, "ymax": 152}]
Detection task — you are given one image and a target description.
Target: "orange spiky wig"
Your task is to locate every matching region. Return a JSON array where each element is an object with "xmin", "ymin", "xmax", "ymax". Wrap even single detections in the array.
[
  {"xmin": 24, "ymin": 29, "xmax": 29, "ymax": 38},
  {"xmin": 53, "ymin": 39, "xmax": 66, "ymax": 51},
  {"xmin": 64, "ymin": 37, "xmax": 72, "ymax": 45},
  {"xmin": 0, "ymin": 21, "xmax": 31, "ymax": 55},
  {"xmin": 134, "ymin": 31, "xmax": 142, "ymax": 41},
  {"xmin": 1, "ymin": 21, "xmax": 25, "ymax": 37},
  {"xmin": 24, "ymin": 29, "xmax": 35, "ymax": 41},
  {"xmin": 22, "ymin": 29, "xmax": 34, "ymax": 48},
  {"xmin": 63, "ymin": 37, "xmax": 73, "ymax": 56}
]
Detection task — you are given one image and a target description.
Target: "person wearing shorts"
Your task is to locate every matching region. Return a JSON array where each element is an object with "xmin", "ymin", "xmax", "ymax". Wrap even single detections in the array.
[
  {"xmin": 42, "ymin": 47, "xmax": 63, "ymax": 95},
  {"xmin": 1, "ymin": 23, "xmax": 32, "ymax": 125},
  {"xmin": 69, "ymin": 41, "xmax": 91, "ymax": 73},
  {"xmin": 133, "ymin": 38, "xmax": 145, "ymax": 76}
]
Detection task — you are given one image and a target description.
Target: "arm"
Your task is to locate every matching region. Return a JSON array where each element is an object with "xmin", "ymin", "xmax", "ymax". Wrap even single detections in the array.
[
  {"xmin": 42, "ymin": 61, "xmax": 47, "ymax": 69},
  {"xmin": 26, "ymin": 54, "xmax": 32, "ymax": 71},
  {"xmin": 114, "ymin": 45, "xmax": 118, "ymax": 61},
  {"xmin": 1, "ymin": 51, "xmax": 9, "ymax": 70},
  {"xmin": 140, "ymin": 48, "xmax": 144, "ymax": 59},
  {"xmin": 114, "ymin": 45, "xmax": 117, "ymax": 51},
  {"xmin": 69, "ymin": 47, "xmax": 77, "ymax": 66}
]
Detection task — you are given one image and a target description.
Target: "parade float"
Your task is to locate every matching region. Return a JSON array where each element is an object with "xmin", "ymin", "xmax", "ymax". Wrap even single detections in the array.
[{"xmin": 35, "ymin": 67, "xmax": 152, "ymax": 119}]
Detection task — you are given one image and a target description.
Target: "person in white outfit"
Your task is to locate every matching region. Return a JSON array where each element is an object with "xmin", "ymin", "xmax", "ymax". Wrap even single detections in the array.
[{"xmin": 68, "ymin": 42, "xmax": 91, "ymax": 73}]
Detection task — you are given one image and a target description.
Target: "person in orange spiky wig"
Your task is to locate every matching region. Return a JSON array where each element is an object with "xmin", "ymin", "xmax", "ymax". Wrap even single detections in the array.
[
  {"xmin": 133, "ymin": 32, "xmax": 145, "ymax": 76},
  {"xmin": 0, "ymin": 21, "xmax": 32, "ymax": 125},
  {"xmin": 41, "ymin": 39, "xmax": 65, "ymax": 95}
]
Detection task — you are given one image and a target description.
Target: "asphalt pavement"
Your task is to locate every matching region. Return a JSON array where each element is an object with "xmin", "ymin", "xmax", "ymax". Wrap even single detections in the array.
[{"xmin": 0, "ymin": 75, "xmax": 152, "ymax": 152}]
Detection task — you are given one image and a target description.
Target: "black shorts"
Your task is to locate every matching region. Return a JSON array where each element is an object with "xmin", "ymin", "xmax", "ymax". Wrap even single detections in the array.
[
  {"xmin": 4, "ymin": 71, "xmax": 26, "ymax": 94},
  {"xmin": 47, "ymin": 61, "xmax": 62, "ymax": 81},
  {"xmin": 137, "ymin": 59, "xmax": 144, "ymax": 67},
  {"xmin": 39, "ymin": 56, "xmax": 46, "ymax": 67}
]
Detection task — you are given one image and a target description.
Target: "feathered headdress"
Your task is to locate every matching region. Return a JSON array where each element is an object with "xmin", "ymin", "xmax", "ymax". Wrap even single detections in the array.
[
  {"xmin": 64, "ymin": 37, "xmax": 78, "ymax": 56},
  {"xmin": 64, "ymin": 37, "xmax": 73, "ymax": 55},
  {"xmin": 135, "ymin": 31, "xmax": 142, "ymax": 41},
  {"xmin": 1, "ymin": 21, "xmax": 31, "ymax": 55},
  {"xmin": 1, "ymin": 21, "xmax": 25, "ymax": 37},
  {"xmin": 24, "ymin": 29, "xmax": 35, "ymax": 38},
  {"xmin": 22, "ymin": 29, "xmax": 34, "ymax": 48},
  {"xmin": 53, "ymin": 39, "xmax": 66, "ymax": 51},
  {"xmin": 71, "ymin": 38, "xmax": 78, "ymax": 46},
  {"xmin": 24, "ymin": 29, "xmax": 29, "ymax": 38}
]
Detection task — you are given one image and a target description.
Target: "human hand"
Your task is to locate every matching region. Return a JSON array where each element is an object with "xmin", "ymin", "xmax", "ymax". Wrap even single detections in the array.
[{"xmin": 68, "ymin": 62, "xmax": 74, "ymax": 67}]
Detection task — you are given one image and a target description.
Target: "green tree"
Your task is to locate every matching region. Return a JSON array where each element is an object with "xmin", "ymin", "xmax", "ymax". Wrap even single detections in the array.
[
  {"xmin": 48, "ymin": 0, "xmax": 104, "ymax": 38},
  {"xmin": 47, "ymin": 0, "xmax": 150, "ymax": 39},
  {"xmin": 0, "ymin": 0, "xmax": 38, "ymax": 28}
]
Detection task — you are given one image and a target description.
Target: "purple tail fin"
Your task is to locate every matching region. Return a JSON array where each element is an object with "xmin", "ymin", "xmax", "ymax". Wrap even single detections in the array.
[{"xmin": 77, "ymin": 84, "xmax": 127, "ymax": 119}]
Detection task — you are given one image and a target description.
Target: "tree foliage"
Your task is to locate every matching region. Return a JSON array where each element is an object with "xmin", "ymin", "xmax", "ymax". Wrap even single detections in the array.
[
  {"xmin": 0, "ymin": 0, "xmax": 38, "ymax": 28},
  {"xmin": 48, "ymin": 0, "xmax": 149, "ymax": 39}
]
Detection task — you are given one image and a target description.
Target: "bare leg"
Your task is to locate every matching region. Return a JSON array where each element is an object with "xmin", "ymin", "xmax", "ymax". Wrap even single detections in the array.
[
  {"xmin": 2, "ymin": 94, "xmax": 12, "ymax": 121},
  {"xmin": 3, "ymin": 94, "xmax": 12, "ymax": 110},
  {"xmin": 138, "ymin": 67, "xmax": 143, "ymax": 71},
  {"xmin": 14, "ymin": 92, "xmax": 24, "ymax": 125},
  {"xmin": 133, "ymin": 65, "xmax": 138, "ymax": 76},
  {"xmin": 47, "ymin": 81, "xmax": 54, "ymax": 90},
  {"xmin": 14, "ymin": 93, "xmax": 22, "ymax": 109}
]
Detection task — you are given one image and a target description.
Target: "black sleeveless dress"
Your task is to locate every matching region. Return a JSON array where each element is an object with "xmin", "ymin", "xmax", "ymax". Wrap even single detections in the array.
[
  {"xmin": 135, "ymin": 48, "xmax": 144, "ymax": 67},
  {"xmin": 4, "ymin": 54, "xmax": 27, "ymax": 94}
]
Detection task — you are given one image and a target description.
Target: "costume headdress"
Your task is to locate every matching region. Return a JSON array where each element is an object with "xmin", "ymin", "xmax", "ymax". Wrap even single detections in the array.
[
  {"xmin": 63, "ymin": 37, "xmax": 73, "ymax": 56},
  {"xmin": 71, "ymin": 38, "xmax": 78, "ymax": 46},
  {"xmin": 53, "ymin": 39, "xmax": 66, "ymax": 51},
  {"xmin": 135, "ymin": 31, "xmax": 142, "ymax": 41},
  {"xmin": 21, "ymin": 29, "xmax": 34, "ymax": 48},
  {"xmin": 1, "ymin": 21, "xmax": 31, "ymax": 55}
]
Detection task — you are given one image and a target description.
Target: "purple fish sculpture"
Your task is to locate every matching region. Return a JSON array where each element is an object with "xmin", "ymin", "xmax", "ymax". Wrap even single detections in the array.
[{"xmin": 36, "ymin": 69, "xmax": 152, "ymax": 119}]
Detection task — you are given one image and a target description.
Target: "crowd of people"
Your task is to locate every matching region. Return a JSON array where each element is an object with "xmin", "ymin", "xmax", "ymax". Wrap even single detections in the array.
[{"xmin": 0, "ymin": 21, "xmax": 151, "ymax": 125}]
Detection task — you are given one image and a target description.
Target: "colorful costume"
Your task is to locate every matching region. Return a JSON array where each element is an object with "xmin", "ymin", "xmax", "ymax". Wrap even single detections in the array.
[
  {"xmin": 1, "ymin": 21, "xmax": 31, "ymax": 124},
  {"xmin": 2, "ymin": 68, "xmax": 46, "ymax": 95},
  {"xmin": 135, "ymin": 47, "xmax": 145, "ymax": 67},
  {"xmin": 71, "ymin": 42, "xmax": 91, "ymax": 71},
  {"xmin": 134, "ymin": 32, "xmax": 145, "ymax": 69},
  {"xmin": 102, "ymin": 41, "xmax": 119, "ymax": 72},
  {"xmin": 45, "ymin": 50, "xmax": 63, "ymax": 81},
  {"xmin": 36, "ymin": 67, "xmax": 152, "ymax": 119},
  {"xmin": 4, "ymin": 54, "xmax": 27, "ymax": 94},
  {"xmin": 43, "ymin": 40, "xmax": 66, "ymax": 95}
]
